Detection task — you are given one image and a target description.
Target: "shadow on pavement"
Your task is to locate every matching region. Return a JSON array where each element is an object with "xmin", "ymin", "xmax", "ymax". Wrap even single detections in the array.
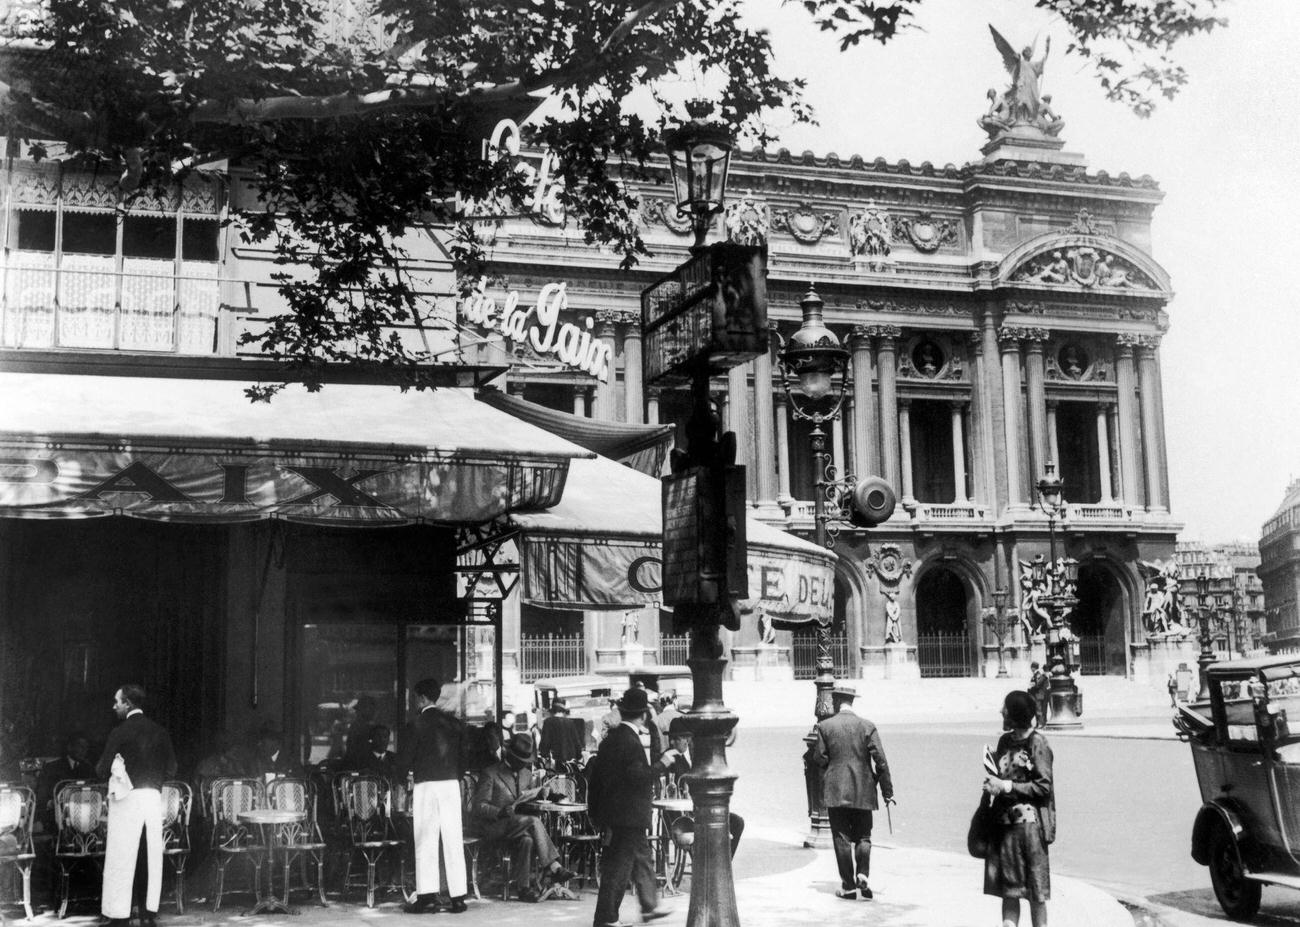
[{"xmin": 1148, "ymin": 887, "xmax": 1300, "ymax": 925}]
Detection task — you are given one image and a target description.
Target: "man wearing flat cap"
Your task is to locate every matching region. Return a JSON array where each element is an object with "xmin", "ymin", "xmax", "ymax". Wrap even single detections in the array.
[
  {"xmin": 812, "ymin": 684, "xmax": 894, "ymax": 901},
  {"xmin": 471, "ymin": 732, "xmax": 576, "ymax": 901},
  {"xmin": 586, "ymin": 687, "xmax": 678, "ymax": 927}
]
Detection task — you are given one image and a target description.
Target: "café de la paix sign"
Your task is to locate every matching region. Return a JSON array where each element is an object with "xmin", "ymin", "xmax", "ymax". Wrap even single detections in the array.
[{"xmin": 459, "ymin": 280, "xmax": 612, "ymax": 382}]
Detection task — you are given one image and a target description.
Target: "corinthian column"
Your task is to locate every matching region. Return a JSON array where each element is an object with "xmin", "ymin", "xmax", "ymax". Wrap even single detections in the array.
[
  {"xmin": 1137, "ymin": 335, "xmax": 1166, "ymax": 511},
  {"xmin": 623, "ymin": 316, "xmax": 644, "ymax": 424},
  {"xmin": 998, "ymin": 327, "xmax": 1025, "ymax": 507},
  {"xmin": 1096, "ymin": 401, "xmax": 1114, "ymax": 503},
  {"xmin": 849, "ymin": 326, "xmax": 876, "ymax": 478},
  {"xmin": 1114, "ymin": 335, "xmax": 1141, "ymax": 507},
  {"xmin": 874, "ymin": 325, "xmax": 902, "ymax": 493},
  {"xmin": 775, "ymin": 390, "xmax": 792, "ymax": 501},
  {"xmin": 951, "ymin": 401, "xmax": 968, "ymax": 504},
  {"xmin": 646, "ymin": 387, "xmax": 661, "ymax": 425},
  {"xmin": 898, "ymin": 398, "xmax": 914, "ymax": 504},
  {"xmin": 1022, "ymin": 328, "xmax": 1050, "ymax": 481},
  {"xmin": 592, "ymin": 310, "xmax": 620, "ymax": 422},
  {"xmin": 752, "ymin": 344, "xmax": 778, "ymax": 507}
]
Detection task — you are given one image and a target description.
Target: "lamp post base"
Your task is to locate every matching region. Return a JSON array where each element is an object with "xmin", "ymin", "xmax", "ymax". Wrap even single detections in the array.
[
  {"xmin": 1044, "ymin": 675, "xmax": 1083, "ymax": 729},
  {"xmin": 802, "ymin": 727, "xmax": 832, "ymax": 848}
]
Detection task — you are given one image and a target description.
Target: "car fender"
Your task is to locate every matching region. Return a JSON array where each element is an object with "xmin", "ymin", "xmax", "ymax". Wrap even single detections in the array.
[{"xmin": 1192, "ymin": 801, "xmax": 1251, "ymax": 867}]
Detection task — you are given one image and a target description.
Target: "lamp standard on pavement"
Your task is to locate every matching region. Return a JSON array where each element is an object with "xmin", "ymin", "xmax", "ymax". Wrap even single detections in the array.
[
  {"xmin": 982, "ymin": 587, "xmax": 1014, "ymax": 679},
  {"xmin": 1035, "ymin": 462, "xmax": 1083, "ymax": 729},
  {"xmin": 1194, "ymin": 570, "xmax": 1218, "ymax": 701}
]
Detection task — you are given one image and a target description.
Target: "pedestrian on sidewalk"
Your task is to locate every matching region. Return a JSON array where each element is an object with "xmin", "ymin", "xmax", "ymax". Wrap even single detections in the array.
[
  {"xmin": 1028, "ymin": 663, "xmax": 1049, "ymax": 727},
  {"xmin": 586, "ymin": 687, "xmax": 678, "ymax": 927},
  {"xmin": 982, "ymin": 689, "xmax": 1054, "ymax": 927},
  {"xmin": 812, "ymin": 684, "xmax": 893, "ymax": 901}
]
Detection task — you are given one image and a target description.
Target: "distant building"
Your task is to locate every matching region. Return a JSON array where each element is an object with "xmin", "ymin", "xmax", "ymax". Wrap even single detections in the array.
[
  {"xmin": 1260, "ymin": 479, "xmax": 1300, "ymax": 651},
  {"xmin": 1175, "ymin": 540, "xmax": 1265, "ymax": 656}
]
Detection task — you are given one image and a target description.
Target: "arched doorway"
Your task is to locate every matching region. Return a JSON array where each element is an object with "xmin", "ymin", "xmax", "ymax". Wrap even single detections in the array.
[
  {"xmin": 1072, "ymin": 564, "xmax": 1128, "ymax": 676},
  {"xmin": 915, "ymin": 566, "xmax": 974, "ymax": 677}
]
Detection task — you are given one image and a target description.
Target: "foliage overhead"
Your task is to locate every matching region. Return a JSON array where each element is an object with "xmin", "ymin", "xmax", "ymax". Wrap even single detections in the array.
[{"xmin": 0, "ymin": 0, "xmax": 1225, "ymax": 395}]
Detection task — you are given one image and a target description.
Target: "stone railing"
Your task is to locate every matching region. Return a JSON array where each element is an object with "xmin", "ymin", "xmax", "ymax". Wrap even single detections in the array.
[
  {"xmin": 914, "ymin": 502, "xmax": 989, "ymax": 520},
  {"xmin": 1066, "ymin": 503, "xmax": 1132, "ymax": 521}
]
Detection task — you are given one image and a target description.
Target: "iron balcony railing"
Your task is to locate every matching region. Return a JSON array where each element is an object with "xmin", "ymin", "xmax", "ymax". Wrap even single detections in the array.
[
  {"xmin": 658, "ymin": 634, "xmax": 689, "ymax": 666},
  {"xmin": 519, "ymin": 633, "xmax": 585, "ymax": 683}
]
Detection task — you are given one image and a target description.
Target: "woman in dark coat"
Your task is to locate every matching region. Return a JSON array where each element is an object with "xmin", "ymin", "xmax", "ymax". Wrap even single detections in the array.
[{"xmin": 982, "ymin": 689, "xmax": 1054, "ymax": 927}]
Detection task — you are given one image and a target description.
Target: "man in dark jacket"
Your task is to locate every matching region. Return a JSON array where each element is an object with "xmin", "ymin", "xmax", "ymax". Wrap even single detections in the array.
[
  {"xmin": 96, "ymin": 684, "xmax": 177, "ymax": 927},
  {"xmin": 347, "ymin": 724, "xmax": 398, "ymax": 780},
  {"xmin": 812, "ymin": 684, "xmax": 893, "ymax": 901},
  {"xmin": 396, "ymin": 678, "xmax": 468, "ymax": 914},
  {"xmin": 587, "ymin": 688, "xmax": 678, "ymax": 927},
  {"xmin": 538, "ymin": 700, "xmax": 585, "ymax": 768}
]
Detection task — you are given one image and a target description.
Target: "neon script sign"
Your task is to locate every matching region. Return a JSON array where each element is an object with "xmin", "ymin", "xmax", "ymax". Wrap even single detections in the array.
[{"xmin": 459, "ymin": 280, "xmax": 612, "ymax": 381}]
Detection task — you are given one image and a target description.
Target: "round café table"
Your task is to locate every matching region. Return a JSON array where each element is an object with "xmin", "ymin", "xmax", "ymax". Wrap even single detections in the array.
[
  {"xmin": 518, "ymin": 800, "xmax": 589, "ymax": 901},
  {"xmin": 651, "ymin": 798, "xmax": 693, "ymax": 893},
  {"xmin": 237, "ymin": 808, "xmax": 307, "ymax": 915}
]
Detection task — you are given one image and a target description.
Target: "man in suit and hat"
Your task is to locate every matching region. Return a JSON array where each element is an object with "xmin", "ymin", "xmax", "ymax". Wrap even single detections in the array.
[
  {"xmin": 660, "ymin": 717, "xmax": 745, "ymax": 858},
  {"xmin": 471, "ymin": 732, "xmax": 576, "ymax": 901},
  {"xmin": 397, "ymin": 678, "xmax": 469, "ymax": 914},
  {"xmin": 812, "ymin": 684, "xmax": 893, "ymax": 901},
  {"xmin": 587, "ymin": 687, "xmax": 679, "ymax": 927},
  {"xmin": 96, "ymin": 684, "xmax": 176, "ymax": 927},
  {"xmin": 538, "ymin": 699, "xmax": 586, "ymax": 768}
]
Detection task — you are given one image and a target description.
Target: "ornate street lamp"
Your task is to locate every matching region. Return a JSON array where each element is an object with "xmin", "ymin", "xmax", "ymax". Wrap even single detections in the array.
[
  {"xmin": 983, "ymin": 588, "xmax": 1014, "ymax": 679},
  {"xmin": 1035, "ymin": 462, "xmax": 1083, "ymax": 729},
  {"xmin": 663, "ymin": 99, "xmax": 734, "ymax": 252},
  {"xmin": 1194, "ymin": 570, "xmax": 1217, "ymax": 701}
]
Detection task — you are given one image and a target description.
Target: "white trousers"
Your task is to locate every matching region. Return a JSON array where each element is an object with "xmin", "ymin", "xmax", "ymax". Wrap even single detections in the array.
[
  {"xmin": 412, "ymin": 779, "xmax": 467, "ymax": 897},
  {"xmin": 101, "ymin": 787, "xmax": 163, "ymax": 919}
]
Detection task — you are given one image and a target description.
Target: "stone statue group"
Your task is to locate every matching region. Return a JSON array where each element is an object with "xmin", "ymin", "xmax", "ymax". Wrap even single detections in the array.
[{"xmin": 979, "ymin": 25, "xmax": 1063, "ymax": 139}]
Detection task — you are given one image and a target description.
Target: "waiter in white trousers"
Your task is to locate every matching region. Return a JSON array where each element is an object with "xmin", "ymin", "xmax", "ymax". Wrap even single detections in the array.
[
  {"xmin": 96, "ymin": 684, "xmax": 176, "ymax": 927},
  {"xmin": 397, "ymin": 677, "xmax": 469, "ymax": 914}
]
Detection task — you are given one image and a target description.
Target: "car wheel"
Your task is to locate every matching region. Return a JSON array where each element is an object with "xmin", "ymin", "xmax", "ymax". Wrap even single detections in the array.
[{"xmin": 1208, "ymin": 826, "xmax": 1262, "ymax": 921}]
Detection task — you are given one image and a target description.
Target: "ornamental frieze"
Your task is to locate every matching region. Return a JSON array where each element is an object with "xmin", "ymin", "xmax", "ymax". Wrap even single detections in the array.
[
  {"xmin": 639, "ymin": 198, "xmax": 694, "ymax": 236},
  {"xmin": 9, "ymin": 169, "xmax": 59, "ymax": 207},
  {"xmin": 770, "ymin": 203, "xmax": 841, "ymax": 244},
  {"xmin": 889, "ymin": 211, "xmax": 959, "ymax": 253},
  {"xmin": 724, "ymin": 193, "xmax": 769, "ymax": 247},
  {"xmin": 998, "ymin": 325, "xmax": 1050, "ymax": 344},
  {"xmin": 855, "ymin": 298, "xmax": 963, "ymax": 317},
  {"xmin": 61, "ymin": 175, "xmax": 121, "ymax": 212},
  {"xmin": 1011, "ymin": 246, "xmax": 1156, "ymax": 290}
]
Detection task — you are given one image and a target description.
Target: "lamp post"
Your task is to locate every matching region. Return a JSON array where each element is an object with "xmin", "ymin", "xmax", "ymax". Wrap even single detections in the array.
[
  {"xmin": 983, "ymin": 588, "xmax": 1014, "ymax": 679},
  {"xmin": 1194, "ymin": 571, "xmax": 1217, "ymax": 701},
  {"xmin": 775, "ymin": 284, "xmax": 850, "ymax": 848},
  {"xmin": 1035, "ymin": 462, "xmax": 1083, "ymax": 729},
  {"xmin": 659, "ymin": 102, "xmax": 743, "ymax": 927}
]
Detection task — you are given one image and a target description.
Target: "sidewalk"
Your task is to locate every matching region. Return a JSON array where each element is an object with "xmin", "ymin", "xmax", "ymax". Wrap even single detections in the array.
[{"xmin": 25, "ymin": 838, "xmax": 1135, "ymax": 927}]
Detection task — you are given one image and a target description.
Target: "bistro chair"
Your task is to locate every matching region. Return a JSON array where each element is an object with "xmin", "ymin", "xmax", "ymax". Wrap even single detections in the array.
[
  {"xmin": 160, "ymin": 781, "xmax": 192, "ymax": 914},
  {"xmin": 0, "ymin": 784, "xmax": 36, "ymax": 921},
  {"xmin": 555, "ymin": 773, "xmax": 600, "ymax": 890},
  {"xmin": 265, "ymin": 778, "xmax": 327, "ymax": 906},
  {"xmin": 459, "ymin": 773, "xmax": 482, "ymax": 901},
  {"xmin": 339, "ymin": 775, "xmax": 403, "ymax": 907},
  {"xmin": 208, "ymin": 778, "xmax": 265, "ymax": 912},
  {"xmin": 52, "ymin": 780, "xmax": 108, "ymax": 918}
]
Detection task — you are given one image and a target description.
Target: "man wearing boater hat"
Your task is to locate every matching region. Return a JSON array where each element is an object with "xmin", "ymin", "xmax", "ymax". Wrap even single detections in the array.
[
  {"xmin": 812, "ymin": 683, "xmax": 894, "ymax": 901},
  {"xmin": 587, "ymin": 687, "xmax": 679, "ymax": 927}
]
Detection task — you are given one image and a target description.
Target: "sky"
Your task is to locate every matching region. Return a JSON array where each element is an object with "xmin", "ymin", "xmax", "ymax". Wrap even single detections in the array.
[{"xmin": 727, "ymin": 0, "xmax": 1300, "ymax": 544}]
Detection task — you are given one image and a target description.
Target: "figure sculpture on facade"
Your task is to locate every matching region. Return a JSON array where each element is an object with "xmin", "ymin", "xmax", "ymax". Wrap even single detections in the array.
[
  {"xmin": 883, "ymin": 590, "xmax": 902, "ymax": 644},
  {"xmin": 757, "ymin": 606, "xmax": 777, "ymax": 646},
  {"xmin": 621, "ymin": 611, "xmax": 639, "ymax": 645},
  {"xmin": 980, "ymin": 26, "xmax": 1062, "ymax": 141},
  {"xmin": 1019, "ymin": 569, "xmax": 1051, "ymax": 637},
  {"xmin": 1139, "ymin": 561, "xmax": 1187, "ymax": 637}
]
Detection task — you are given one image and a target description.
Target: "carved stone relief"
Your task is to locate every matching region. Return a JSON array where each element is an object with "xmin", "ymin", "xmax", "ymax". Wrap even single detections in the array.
[
  {"xmin": 1045, "ymin": 338, "xmax": 1113, "ymax": 383},
  {"xmin": 639, "ymin": 198, "xmax": 694, "ymax": 236},
  {"xmin": 898, "ymin": 334, "xmax": 967, "ymax": 381},
  {"xmin": 724, "ymin": 193, "xmax": 769, "ymax": 247},
  {"xmin": 848, "ymin": 201, "xmax": 892, "ymax": 267},
  {"xmin": 1011, "ymin": 246, "xmax": 1156, "ymax": 290},
  {"xmin": 866, "ymin": 544, "xmax": 913, "ymax": 585},
  {"xmin": 889, "ymin": 211, "xmax": 959, "ymax": 253},
  {"xmin": 770, "ymin": 203, "xmax": 841, "ymax": 244}
]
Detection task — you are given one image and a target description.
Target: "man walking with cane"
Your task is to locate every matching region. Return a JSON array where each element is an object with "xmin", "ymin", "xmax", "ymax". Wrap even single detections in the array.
[
  {"xmin": 398, "ymin": 678, "xmax": 469, "ymax": 914},
  {"xmin": 97, "ymin": 684, "xmax": 176, "ymax": 927},
  {"xmin": 812, "ymin": 684, "xmax": 894, "ymax": 901}
]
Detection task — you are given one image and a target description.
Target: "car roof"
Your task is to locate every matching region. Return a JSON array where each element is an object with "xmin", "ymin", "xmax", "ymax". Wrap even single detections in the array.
[{"xmin": 1207, "ymin": 655, "xmax": 1300, "ymax": 680}]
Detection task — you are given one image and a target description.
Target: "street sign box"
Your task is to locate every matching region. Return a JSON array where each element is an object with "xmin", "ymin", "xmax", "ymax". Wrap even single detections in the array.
[
  {"xmin": 642, "ymin": 242, "xmax": 768, "ymax": 385},
  {"xmin": 661, "ymin": 464, "xmax": 749, "ymax": 606}
]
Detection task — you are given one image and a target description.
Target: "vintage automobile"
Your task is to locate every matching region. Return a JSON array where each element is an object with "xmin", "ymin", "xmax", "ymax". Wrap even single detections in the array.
[
  {"xmin": 531, "ymin": 666, "xmax": 694, "ymax": 751},
  {"xmin": 1176, "ymin": 655, "xmax": 1300, "ymax": 920}
]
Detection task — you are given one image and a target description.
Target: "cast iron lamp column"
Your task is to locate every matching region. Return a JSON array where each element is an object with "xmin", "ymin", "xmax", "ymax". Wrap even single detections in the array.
[
  {"xmin": 1195, "ymin": 571, "xmax": 1217, "ymax": 701},
  {"xmin": 662, "ymin": 102, "xmax": 741, "ymax": 927},
  {"xmin": 1036, "ymin": 463, "xmax": 1083, "ymax": 729},
  {"xmin": 776, "ymin": 285, "xmax": 850, "ymax": 848},
  {"xmin": 982, "ymin": 588, "xmax": 1013, "ymax": 679}
]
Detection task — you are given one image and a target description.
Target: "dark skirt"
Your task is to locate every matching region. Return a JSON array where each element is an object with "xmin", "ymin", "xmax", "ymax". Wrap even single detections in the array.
[{"xmin": 984, "ymin": 822, "xmax": 1050, "ymax": 902}]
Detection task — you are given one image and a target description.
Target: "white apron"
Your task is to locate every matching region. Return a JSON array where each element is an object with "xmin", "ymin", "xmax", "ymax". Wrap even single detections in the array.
[
  {"xmin": 101, "ymin": 787, "xmax": 163, "ymax": 919},
  {"xmin": 412, "ymin": 779, "xmax": 467, "ymax": 897}
]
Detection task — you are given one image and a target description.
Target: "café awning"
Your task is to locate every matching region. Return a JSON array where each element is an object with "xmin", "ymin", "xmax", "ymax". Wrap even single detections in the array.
[
  {"xmin": 510, "ymin": 454, "xmax": 838, "ymax": 627},
  {"xmin": 0, "ymin": 372, "xmax": 591, "ymax": 525}
]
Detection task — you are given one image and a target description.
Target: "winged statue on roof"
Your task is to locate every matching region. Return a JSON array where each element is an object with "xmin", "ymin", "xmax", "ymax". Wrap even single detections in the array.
[{"xmin": 980, "ymin": 26, "xmax": 1063, "ymax": 139}]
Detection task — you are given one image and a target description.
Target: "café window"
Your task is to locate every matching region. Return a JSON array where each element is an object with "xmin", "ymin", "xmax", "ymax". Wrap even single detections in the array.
[{"xmin": 4, "ymin": 166, "xmax": 223, "ymax": 353}]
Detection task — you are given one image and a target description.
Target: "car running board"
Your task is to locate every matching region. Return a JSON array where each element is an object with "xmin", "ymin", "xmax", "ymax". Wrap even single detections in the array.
[{"xmin": 1245, "ymin": 870, "xmax": 1300, "ymax": 889}]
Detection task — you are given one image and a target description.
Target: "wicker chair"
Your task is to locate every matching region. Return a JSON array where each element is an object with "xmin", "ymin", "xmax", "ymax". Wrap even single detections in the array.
[
  {"xmin": 0, "ymin": 784, "xmax": 36, "ymax": 921},
  {"xmin": 265, "ymin": 778, "xmax": 328, "ymax": 906},
  {"xmin": 339, "ymin": 775, "xmax": 403, "ymax": 907},
  {"xmin": 555, "ymin": 773, "xmax": 600, "ymax": 890},
  {"xmin": 52, "ymin": 780, "xmax": 108, "ymax": 918},
  {"xmin": 208, "ymin": 778, "xmax": 265, "ymax": 912},
  {"xmin": 160, "ymin": 781, "xmax": 192, "ymax": 914}
]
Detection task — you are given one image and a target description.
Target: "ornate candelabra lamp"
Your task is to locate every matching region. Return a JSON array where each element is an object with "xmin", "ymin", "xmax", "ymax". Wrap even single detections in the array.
[
  {"xmin": 982, "ymin": 588, "xmax": 1014, "ymax": 679},
  {"xmin": 1035, "ymin": 463, "xmax": 1083, "ymax": 729}
]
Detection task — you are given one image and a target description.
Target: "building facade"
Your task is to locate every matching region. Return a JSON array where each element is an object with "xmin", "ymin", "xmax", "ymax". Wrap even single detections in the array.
[
  {"xmin": 1260, "ymin": 479, "xmax": 1300, "ymax": 651},
  {"xmin": 1175, "ymin": 540, "xmax": 1266, "ymax": 657},
  {"xmin": 474, "ymin": 125, "xmax": 1185, "ymax": 683}
]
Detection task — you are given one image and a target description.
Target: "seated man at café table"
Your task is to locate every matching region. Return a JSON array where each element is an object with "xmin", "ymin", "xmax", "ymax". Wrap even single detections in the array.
[
  {"xmin": 247, "ymin": 726, "xmax": 303, "ymax": 782},
  {"xmin": 347, "ymin": 724, "xmax": 398, "ymax": 780},
  {"xmin": 470, "ymin": 733, "xmax": 575, "ymax": 902},
  {"xmin": 38, "ymin": 731, "xmax": 97, "ymax": 828},
  {"xmin": 659, "ymin": 719, "xmax": 744, "ymax": 858}
]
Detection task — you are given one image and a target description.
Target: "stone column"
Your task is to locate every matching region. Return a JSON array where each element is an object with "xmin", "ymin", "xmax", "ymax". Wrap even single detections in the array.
[
  {"xmin": 998, "ymin": 328, "xmax": 1025, "ymax": 507},
  {"xmin": 874, "ymin": 325, "xmax": 902, "ymax": 493},
  {"xmin": 849, "ymin": 326, "xmax": 876, "ymax": 478},
  {"xmin": 592, "ymin": 310, "xmax": 620, "ymax": 422},
  {"xmin": 951, "ymin": 401, "xmax": 968, "ymax": 504},
  {"xmin": 831, "ymin": 412, "xmax": 847, "ymax": 482},
  {"xmin": 1106, "ymin": 404, "xmax": 1120, "ymax": 504},
  {"xmin": 1114, "ymin": 335, "xmax": 1141, "ymax": 507},
  {"xmin": 646, "ymin": 387, "xmax": 661, "ymax": 424},
  {"xmin": 752, "ymin": 349, "xmax": 779, "ymax": 506},
  {"xmin": 1045, "ymin": 400, "xmax": 1060, "ymax": 472},
  {"xmin": 1023, "ymin": 329, "xmax": 1050, "ymax": 480},
  {"xmin": 1137, "ymin": 335, "xmax": 1165, "ymax": 511},
  {"xmin": 1096, "ymin": 402, "xmax": 1114, "ymax": 503},
  {"xmin": 572, "ymin": 386, "xmax": 588, "ymax": 417},
  {"xmin": 898, "ymin": 398, "xmax": 915, "ymax": 504},
  {"xmin": 623, "ymin": 316, "xmax": 644, "ymax": 424},
  {"xmin": 727, "ymin": 364, "xmax": 754, "ymax": 497},
  {"xmin": 976, "ymin": 315, "xmax": 1003, "ymax": 510},
  {"xmin": 775, "ymin": 391, "xmax": 792, "ymax": 501}
]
